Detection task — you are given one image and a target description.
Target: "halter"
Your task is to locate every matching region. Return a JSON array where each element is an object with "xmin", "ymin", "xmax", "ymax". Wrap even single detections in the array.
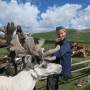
[{"xmin": 29, "ymin": 69, "xmax": 40, "ymax": 80}]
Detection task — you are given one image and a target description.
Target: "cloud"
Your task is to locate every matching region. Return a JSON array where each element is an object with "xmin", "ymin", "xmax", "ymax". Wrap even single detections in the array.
[
  {"xmin": 40, "ymin": 4, "xmax": 82, "ymax": 31},
  {"xmin": 0, "ymin": 0, "xmax": 90, "ymax": 33},
  {"xmin": 0, "ymin": 0, "xmax": 40, "ymax": 32},
  {"xmin": 73, "ymin": 6, "xmax": 90, "ymax": 29},
  {"xmin": 40, "ymin": 4, "xmax": 90, "ymax": 31}
]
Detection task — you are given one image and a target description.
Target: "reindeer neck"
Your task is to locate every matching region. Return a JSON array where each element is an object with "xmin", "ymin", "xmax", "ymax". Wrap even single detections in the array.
[{"xmin": 12, "ymin": 70, "xmax": 37, "ymax": 90}]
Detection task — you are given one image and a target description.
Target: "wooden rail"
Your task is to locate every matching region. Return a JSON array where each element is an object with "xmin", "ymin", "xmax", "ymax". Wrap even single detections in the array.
[
  {"xmin": 72, "ymin": 60, "xmax": 90, "ymax": 66},
  {"xmin": 72, "ymin": 66, "xmax": 90, "ymax": 73},
  {"xmin": 72, "ymin": 59, "xmax": 90, "ymax": 72}
]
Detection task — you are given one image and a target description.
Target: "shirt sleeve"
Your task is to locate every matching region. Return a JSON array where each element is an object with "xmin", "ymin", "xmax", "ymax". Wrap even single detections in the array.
[{"xmin": 53, "ymin": 42, "xmax": 71, "ymax": 58}]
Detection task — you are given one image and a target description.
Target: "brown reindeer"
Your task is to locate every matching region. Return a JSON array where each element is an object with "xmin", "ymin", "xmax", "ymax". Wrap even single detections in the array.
[{"xmin": 72, "ymin": 42, "xmax": 87, "ymax": 57}]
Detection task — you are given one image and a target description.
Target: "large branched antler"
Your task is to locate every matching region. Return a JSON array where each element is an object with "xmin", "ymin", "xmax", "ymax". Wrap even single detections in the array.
[
  {"xmin": 10, "ymin": 33, "xmax": 27, "ymax": 55},
  {"xmin": 40, "ymin": 45, "xmax": 60, "ymax": 61},
  {"xmin": 43, "ymin": 45, "xmax": 60, "ymax": 57},
  {"xmin": 6, "ymin": 22, "xmax": 16, "ymax": 44},
  {"xmin": 0, "ymin": 22, "xmax": 16, "ymax": 47},
  {"xmin": 24, "ymin": 34, "xmax": 45, "ymax": 56}
]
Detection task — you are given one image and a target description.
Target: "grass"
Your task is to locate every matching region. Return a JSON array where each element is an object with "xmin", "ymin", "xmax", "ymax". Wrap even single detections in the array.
[
  {"xmin": 0, "ymin": 33, "xmax": 90, "ymax": 90},
  {"xmin": 35, "ymin": 68, "xmax": 90, "ymax": 90},
  {"xmin": 60, "ymin": 80, "xmax": 86, "ymax": 90},
  {"xmin": 33, "ymin": 29, "xmax": 90, "ymax": 42},
  {"xmin": 0, "ymin": 48, "xmax": 9, "ymax": 57},
  {"xmin": 35, "ymin": 75, "xmax": 90, "ymax": 90}
]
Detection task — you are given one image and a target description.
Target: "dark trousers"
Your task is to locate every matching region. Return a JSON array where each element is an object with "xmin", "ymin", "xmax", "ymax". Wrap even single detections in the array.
[
  {"xmin": 33, "ymin": 86, "xmax": 36, "ymax": 90},
  {"xmin": 46, "ymin": 74, "xmax": 59, "ymax": 90}
]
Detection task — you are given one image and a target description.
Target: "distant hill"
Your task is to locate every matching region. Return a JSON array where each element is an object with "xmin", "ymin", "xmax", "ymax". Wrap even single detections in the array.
[{"xmin": 33, "ymin": 29, "xmax": 90, "ymax": 42}]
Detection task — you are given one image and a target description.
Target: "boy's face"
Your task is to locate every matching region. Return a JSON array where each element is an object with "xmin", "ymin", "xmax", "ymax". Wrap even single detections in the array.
[{"xmin": 56, "ymin": 29, "xmax": 66, "ymax": 41}]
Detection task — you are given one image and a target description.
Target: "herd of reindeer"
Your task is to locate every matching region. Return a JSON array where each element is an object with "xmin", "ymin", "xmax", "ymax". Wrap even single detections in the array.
[
  {"xmin": 0, "ymin": 22, "xmax": 62, "ymax": 90},
  {"xmin": 0, "ymin": 22, "xmax": 90, "ymax": 90}
]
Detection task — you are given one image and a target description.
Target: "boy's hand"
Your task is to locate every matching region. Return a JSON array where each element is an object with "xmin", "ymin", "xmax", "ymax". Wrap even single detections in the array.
[{"xmin": 56, "ymin": 38, "xmax": 61, "ymax": 43}]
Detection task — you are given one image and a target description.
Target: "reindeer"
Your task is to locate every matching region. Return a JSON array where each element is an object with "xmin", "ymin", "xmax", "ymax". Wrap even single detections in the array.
[
  {"xmin": 0, "ymin": 58, "xmax": 62, "ymax": 90},
  {"xmin": 0, "ymin": 27, "xmax": 62, "ymax": 90}
]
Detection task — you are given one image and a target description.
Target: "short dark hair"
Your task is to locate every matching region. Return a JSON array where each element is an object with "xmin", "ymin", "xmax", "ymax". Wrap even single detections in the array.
[{"xmin": 56, "ymin": 26, "xmax": 65, "ymax": 31}]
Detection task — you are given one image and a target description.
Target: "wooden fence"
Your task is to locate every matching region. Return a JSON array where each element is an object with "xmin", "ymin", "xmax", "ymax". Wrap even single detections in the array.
[{"xmin": 72, "ymin": 59, "xmax": 90, "ymax": 73}]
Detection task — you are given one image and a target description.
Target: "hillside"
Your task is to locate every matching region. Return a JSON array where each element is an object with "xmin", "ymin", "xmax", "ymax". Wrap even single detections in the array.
[{"xmin": 33, "ymin": 29, "xmax": 90, "ymax": 42}]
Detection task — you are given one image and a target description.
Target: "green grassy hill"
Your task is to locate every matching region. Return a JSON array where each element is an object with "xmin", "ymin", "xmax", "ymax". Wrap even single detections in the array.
[{"xmin": 33, "ymin": 29, "xmax": 90, "ymax": 42}]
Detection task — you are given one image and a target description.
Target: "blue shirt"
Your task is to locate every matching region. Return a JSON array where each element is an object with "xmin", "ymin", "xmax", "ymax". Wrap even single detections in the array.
[{"xmin": 53, "ymin": 39, "xmax": 72, "ymax": 76}]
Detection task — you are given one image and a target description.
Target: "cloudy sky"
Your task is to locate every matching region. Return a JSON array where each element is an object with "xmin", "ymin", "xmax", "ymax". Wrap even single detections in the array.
[{"xmin": 0, "ymin": 0, "xmax": 90, "ymax": 33}]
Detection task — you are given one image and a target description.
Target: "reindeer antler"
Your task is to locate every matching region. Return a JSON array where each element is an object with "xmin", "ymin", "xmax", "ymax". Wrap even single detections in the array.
[{"xmin": 43, "ymin": 45, "xmax": 60, "ymax": 57}]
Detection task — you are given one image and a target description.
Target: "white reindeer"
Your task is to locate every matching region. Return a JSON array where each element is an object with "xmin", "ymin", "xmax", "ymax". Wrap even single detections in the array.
[
  {"xmin": 0, "ymin": 62, "xmax": 62, "ymax": 90},
  {"xmin": 0, "ymin": 26, "xmax": 63, "ymax": 90}
]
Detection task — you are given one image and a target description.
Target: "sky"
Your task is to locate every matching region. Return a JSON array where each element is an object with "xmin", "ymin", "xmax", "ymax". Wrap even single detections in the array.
[{"xmin": 0, "ymin": 0, "xmax": 90, "ymax": 33}]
